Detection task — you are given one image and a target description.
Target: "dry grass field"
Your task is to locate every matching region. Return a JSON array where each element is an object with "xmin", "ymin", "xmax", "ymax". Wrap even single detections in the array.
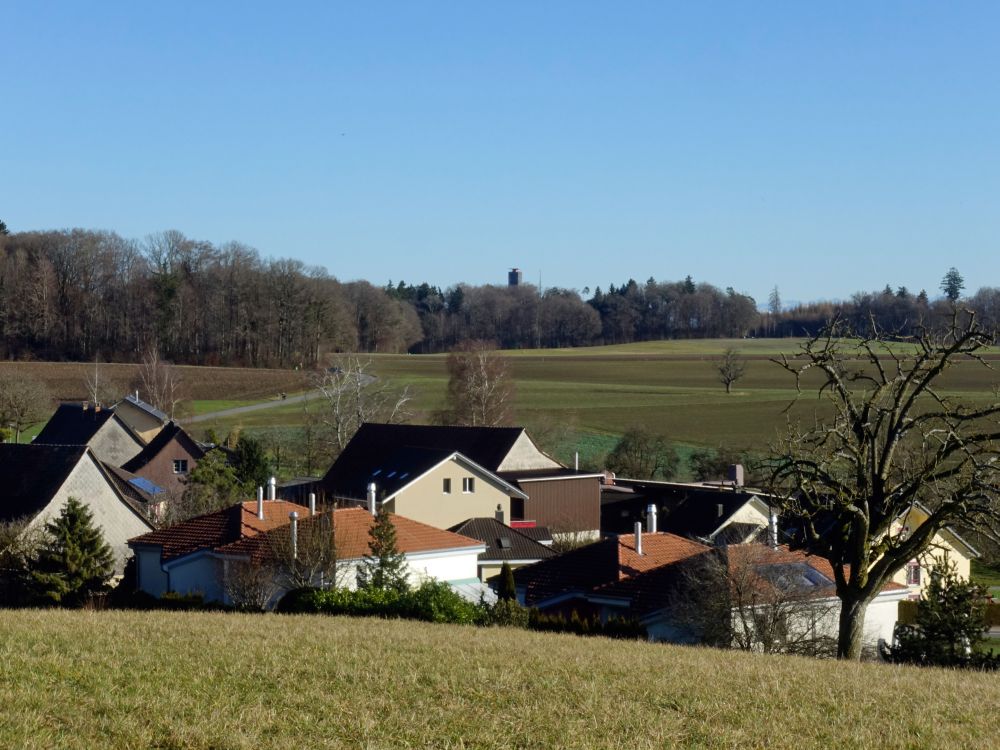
[{"xmin": 0, "ymin": 609, "xmax": 995, "ymax": 750}]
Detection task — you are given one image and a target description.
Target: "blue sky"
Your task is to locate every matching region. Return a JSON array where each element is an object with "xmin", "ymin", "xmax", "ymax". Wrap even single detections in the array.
[{"xmin": 2, "ymin": 2, "xmax": 997, "ymax": 304}]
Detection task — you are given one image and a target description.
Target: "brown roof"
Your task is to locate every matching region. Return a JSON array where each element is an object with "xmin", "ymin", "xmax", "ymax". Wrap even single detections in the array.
[
  {"xmin": 128, "ymin": 500, "xmax": 306, "ymax": 561},
  {"xmin": 514, "ymin": 532, "xmax": 708, "ymax": 607}
]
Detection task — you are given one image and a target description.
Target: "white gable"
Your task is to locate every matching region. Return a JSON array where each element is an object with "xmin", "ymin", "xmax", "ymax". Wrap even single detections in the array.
[{"xmin": 497, "ymin": 431, "xmax": 562, "ymax": 472}]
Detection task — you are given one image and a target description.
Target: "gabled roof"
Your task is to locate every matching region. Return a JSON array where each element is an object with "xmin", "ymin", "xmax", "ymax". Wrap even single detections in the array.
[
  {"xmin": 121, "ymin": 422, "xmax": 206, "ymax": 473},
  {"xmin": 212, "ymin": 507, "xmax": 485, "ymax": 562},
  {"xmin": 514, "ymin": 531, "xmax": 708, "ymax": 607},
  {"xmin": 119, "ymin": 394, "xmax": 169, "ymax": 423},
  {"xmin": 0, "ymin": 444, "xmax": 89, "ymax": 523},
  {"xmin": 34, "ymin": 403, "xmax": 120, "ymax": 446},
  {"xmin": 448, "ymin": 517, "xmax": 556, "ymax": 563},
  {"xmin": 128, "ymin": 500, "xmax": 305, "ymax": 562},
  {"xmin": 321, "ymin": 423, "xmax": 556, "ymax": 497},
  {"xmin": 102, "ymin": 463, "xmax": 165, "ymax": 507}
]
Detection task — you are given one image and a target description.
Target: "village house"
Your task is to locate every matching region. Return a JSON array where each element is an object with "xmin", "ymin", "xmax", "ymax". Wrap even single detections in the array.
[
  {"xmin": 113, "ymin": 393, "xmax": 170, "ymax": 443},
  {"xmin": 33, "ymin": 401, "xmax": 145, "ymax": 466},
  {"xmin": 0, "ymin": 443, "xmax": 155, "ymax": 569},
  {"xmin": 120, "ymin": 422, "xmax": 206, "ymax": 499},
  {"xmin": 448, "ymin": 515, "xmax": 556, "ymax": 583},
  {"xmin": 317, "ymin": 423, "xmax": 603, "ymax": 538}
]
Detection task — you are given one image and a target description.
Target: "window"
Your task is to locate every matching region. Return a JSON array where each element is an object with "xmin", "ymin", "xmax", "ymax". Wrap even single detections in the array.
[
  {"xmin": 173, "ymin": 459, "xmax": 188, "ymax": 474},
  {"xmin": 906, "ymin": 562, "xmax": 921, "ymax": 586},
  {"xmin": 442, "ymin": 478, "xmax": 451, "ymax": 494},
  {"xmin": 462, "ymin": 477, "xmax": 476, "ymax": 493}
]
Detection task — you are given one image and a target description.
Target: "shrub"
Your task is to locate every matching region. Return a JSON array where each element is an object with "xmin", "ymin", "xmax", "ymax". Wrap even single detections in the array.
[
  {"xmin": 276, "ymin": 581, "xmax": 477, "ymax": 625},
  {"xmin": 481, "ymin": 598, "xmax": 530, "ymax": 628}
]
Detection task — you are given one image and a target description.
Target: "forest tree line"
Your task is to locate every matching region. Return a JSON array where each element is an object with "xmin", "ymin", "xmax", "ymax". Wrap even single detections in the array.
[{"xmin": 0, "ymin": 228, "xmax": 995, "ymax": 366}]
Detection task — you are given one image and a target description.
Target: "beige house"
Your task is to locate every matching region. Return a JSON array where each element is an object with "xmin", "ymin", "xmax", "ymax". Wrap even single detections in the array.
[
  {"xmin": 114, "ymin": 393, "xmax": 169, "ymax": 443},
  {"xmin": 891, "ymin": 505, "xmax": 979, "ymax": 599}
]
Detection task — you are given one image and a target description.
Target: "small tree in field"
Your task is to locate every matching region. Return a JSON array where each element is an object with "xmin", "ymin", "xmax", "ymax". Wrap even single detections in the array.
[
  {"xmin": 30, "ymin": 498, "xmax": 115, "ymax": 606},
  {"xmin": 438, "ymin": 341, "xmax": 515, "ymax": 427},
  {"xmin": 768, "ymin": 314, "xmax": 1000, "ymax": 659},
  {"xmin": 716, "ymin": 348, "xmax": 747, "ymax": 394},
  {"xmin": 356, "ymin": 511, "xmax": 409, "ymax": 593},
  {"xmin": 606, "ymin": 427, "xmax": 678, "ymax": 480}
]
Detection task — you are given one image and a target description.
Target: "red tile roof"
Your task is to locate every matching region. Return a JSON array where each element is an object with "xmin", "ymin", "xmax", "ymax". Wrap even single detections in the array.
[
  {"xmin": 514, "ymin": 532, "xmax": 709, "ymax": 607},
  {"xmin": 131, "ymin": 504, "xmax": 484, "ymax": 564}
]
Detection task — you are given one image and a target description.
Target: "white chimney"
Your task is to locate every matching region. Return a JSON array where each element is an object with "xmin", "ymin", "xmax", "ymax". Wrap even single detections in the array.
[
  {"xmin": 574, "ymin": 452, "xmax": 579, "ymax": 471},
  {"xmin": 289, "ymin": 511, "xmax": 299, "ymax": 559},
  {"xmin": 728, "ymin": 464, "xmax": 745, "ymax": 488},
  {"xmin": 646, "ymin": 503, "xmax": 657, "ymax": 534},
  {"xmin": 769, "ymin": 508, "xmax": 779, "ymax": 549},
  {"xmin": 267, "ymin": 476, "xmax": 277, "ymax": 501},
  {"xmin": 256, "ymin": 486, "xmax": 264, "ymax": 520},
  {"xmin": 634, "ymin": 521, "xmax": 643, "ymax": 556},
  {"xmin": 308, "ymin": 492, "xmax": 316, "ymax": 516},
  {"xmin": 495, "ymin": 503, "xmax": 505, "ymax": 525},
  {"xmin": 367, "ymin": 482, "xmax": 378, "ymax": 516}
]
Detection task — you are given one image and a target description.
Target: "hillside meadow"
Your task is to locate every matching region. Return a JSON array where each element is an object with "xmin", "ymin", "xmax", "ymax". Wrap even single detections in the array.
[{"xmin": 0, "ymin": 609, "xmax": 994, "ymax": 750}]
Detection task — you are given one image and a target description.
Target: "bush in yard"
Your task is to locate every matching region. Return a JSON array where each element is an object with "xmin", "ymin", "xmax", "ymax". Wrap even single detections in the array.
[
  {"xmin": 481, "ymin": 598, "xmax": 530, "ymax": 628},
  {"xmin": 276, "ymin": 581, "xmax": 477, "ymax": 624}
]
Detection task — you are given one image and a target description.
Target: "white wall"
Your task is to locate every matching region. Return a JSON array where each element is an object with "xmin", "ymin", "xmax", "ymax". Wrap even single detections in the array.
[
  {"xmin": 28, "ymin": 453, "xmax": 153, "ymax": 571},
  {"xmin": 135, "ymin": 547, "xmax": 168, "ymax": 597},
  {"xmin": 167, "ymin": 554, "xmax": 224, "ymax": 602}
]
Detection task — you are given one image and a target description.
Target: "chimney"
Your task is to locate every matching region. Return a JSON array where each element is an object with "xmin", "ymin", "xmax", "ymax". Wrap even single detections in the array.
[
  {"xmin": 495, "ymin": 503, "xmax": 505, "ymax": 525},
  {"xmin": 769, "ymin": 508, "xmax": 779, "ymax": 550},
  {"xmin": 94, "ymin": 403, "xmax": 102, "ymax": 413},
  {"xmin": 646, "ymin": 503, "xmax": 657, "ymax": 534},
  {"xmin": 728, "ymin": 464, "xmax": 745, "ymax": 488},
  {"xmin": 367, "ymin": 482, "xmax": 378, "ymax": 516},
  {"xmin": 634, "ymin": 521, "xmax": 643, "ymax": 556},
  {"xmin": 717, "ymin": 503, "xmax": 724, "ymax": 519},
  {"xmin": 135, "ymin": 390, "xmax": 139, "ymax": 401},
  {"xmin": 267, "ymin": 476, "xmax": 277, "ymax": 501},
  {"xmin": 256, "ymin": 486, "xmax": 264, "ymax": 521},
  {"xmin": 289, "ymin": 511, "xmax": 299, "ymax": 559},
  {"xmin": 574, "ymin": 452, "xmax": 579, "ymax": 471},
  {"xmin": 81, "ymin": 400, "xmax": 88, "ymax": 412},
  {"xmin": 308, "ymin": 492, "xmax": 316, "ymax": 516}
]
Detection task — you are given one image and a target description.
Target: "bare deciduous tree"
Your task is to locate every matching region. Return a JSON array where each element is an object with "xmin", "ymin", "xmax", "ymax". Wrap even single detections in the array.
[
  {"xmin": 84, "ymin": 357, "xmax": 125, "ymax": 407},
  {"xmin": 313, "ymin": 356, "xmax": 412, "ymax": 457},
  {"xmin": 135, "ymin": 349, "xmax": 184, "ymax": 418},
  {"xmin": 0, "ymin": 373, "xmax": 52, "ymax": 442},
  {"xmin": 223, "ymin": 559, "xmax": 282, "ymax": 611},
  {"xmin": 767, "ymin": 314, "xmax": 1000, "ymax": 659},
  {"xmin": 438, "ymin": 341, "xmax": 514, "ymax": 427},
  {"xmin": 716, "ymin": 347, "xmax": 747, "ymax": 394},
  {"xmin": 268, "ymin": 510, "xmax": 345, "ymax": 590}
]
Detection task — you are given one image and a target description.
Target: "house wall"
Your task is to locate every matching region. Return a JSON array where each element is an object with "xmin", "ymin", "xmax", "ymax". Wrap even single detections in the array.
[
  {"xmin": 115, "ymin": 402, "xmax": 164, "ymax": 443},
  {"xmin": 497, "ymin": 433, "xmax": 562, "ymax": 472},
  {"xmin": 28, "ymin": 453, "xmax": 153, "ymax": 571},
  {"xmin": 520, "ymin": 476, "xmax": 601, "ymax": 534},
  {"xmin": 89, "ymin": 418, "xmax": 144, "ymax": 465},
  {"xmin": 131, "ymin": 436, "xmax": 203, "ymax": 498},
  {"xmin": 168, "ymin": 554, "xmax": 224, "ymax": 602},
  {"xmin": 135, "ymin": 547, "xmax": 169, "ymax": 597},
  {"xmin": 890, "ymin": 509, "xmax": 973, "ymax": 598},
  {"xmin": 388, "ymin": 458, "xmax": 512, "ymax": 530},
  {"xmin": 297, "ymin": 548, "xmax": 481, "ymax": 592},
  {"xmin": 478, "ymin": 560, "xmax": 540, "ymax": 583}
]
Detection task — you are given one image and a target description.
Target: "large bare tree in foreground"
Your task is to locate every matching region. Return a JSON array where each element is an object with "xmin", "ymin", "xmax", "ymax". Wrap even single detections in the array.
[{"xmin": 768, "ymin": 314, "xmax": 1000, "ymax": 659}]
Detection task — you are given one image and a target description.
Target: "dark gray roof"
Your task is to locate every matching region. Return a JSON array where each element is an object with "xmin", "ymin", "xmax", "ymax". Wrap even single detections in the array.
[
  {"xmin": 511, "ymin": 525, "xmax": 554, "ymax": 544},
  {"xmin": 121, "ymin": 394, "xmax": 168, "ymax": 423},
  {"xmin": 0, "ymin": 444, "xmax": 88, "ymax": 522},
  {"xmin": 448, "ymin": 517, "xmax": 556, "ymax": 563},
  {"xmin": 321, "ymin": 423, "xmax": 535, "ymax": 497},
  {"xmin": 331, "ymin": 445, "xmax": 456, "ymax": 501},
  {"xmin": 34, "ymin": 403, "xmax": 116, "ymax": 446},
  {"xmin": 122, "ymin": 422, "xmax": 205, "ymax": 473}
]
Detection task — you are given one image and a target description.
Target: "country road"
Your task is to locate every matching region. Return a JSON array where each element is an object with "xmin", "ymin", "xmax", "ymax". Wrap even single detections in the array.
[{"xmin": 181, "ymin": 390, "xmax": 321, "ymax": 424}]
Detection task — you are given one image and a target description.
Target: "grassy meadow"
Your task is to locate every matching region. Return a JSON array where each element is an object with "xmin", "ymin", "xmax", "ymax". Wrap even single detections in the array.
[
  {"xmin": 5, "ymin": 338, "xmax": 1000, "ymax": 471},
  {"xmin": 0, "ymin": 609, "xmax": 996, "ymax": 750}
]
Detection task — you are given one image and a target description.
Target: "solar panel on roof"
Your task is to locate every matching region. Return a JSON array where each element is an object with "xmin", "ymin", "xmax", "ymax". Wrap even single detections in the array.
[{"xmin": 128, "ymin": 476, "xmax": 165, "ymax": 495}]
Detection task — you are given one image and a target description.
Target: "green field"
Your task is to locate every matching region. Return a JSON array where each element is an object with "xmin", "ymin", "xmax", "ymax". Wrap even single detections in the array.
[{"xmin": 0, "ymin": 609, "xmax": 996, "ymax": 750}]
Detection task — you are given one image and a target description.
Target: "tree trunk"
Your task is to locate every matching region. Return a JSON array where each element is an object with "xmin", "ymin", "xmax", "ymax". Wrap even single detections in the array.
[{"xmin": 837, "ymin": 594, "xmax": 870, "ymax": 659}]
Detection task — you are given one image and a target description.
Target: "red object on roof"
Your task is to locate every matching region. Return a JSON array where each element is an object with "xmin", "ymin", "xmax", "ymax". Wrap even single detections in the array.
[{"xmin": 510, "ymin": 520, "xmax": 537, "ymax": 528}]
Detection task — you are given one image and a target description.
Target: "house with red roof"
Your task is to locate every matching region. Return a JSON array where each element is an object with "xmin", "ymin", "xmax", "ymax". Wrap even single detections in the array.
[{"xmin": 128, "ymin": 500, "xmax": 487, "ymax": 606}]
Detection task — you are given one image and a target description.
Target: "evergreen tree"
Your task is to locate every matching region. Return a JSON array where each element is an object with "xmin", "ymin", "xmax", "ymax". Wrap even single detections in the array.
[
  {"xmin": 30, "ymin": 498, "xmax": 115, "ymax": 606},
  {"xmin": 232, "ymin": 434, "xmax": 271, "ymax": 491},
  {"xmin": 174, "ymin": 449, "xmax": 242, "ymax": 522},
  {"xmin": 940, "ymin": 267, "xmax": 965, "ymax": 303},
  {"xmin": 0, "ymin": 219, "xmax": 8, "ymax": 235},
  {"xmin": 497, "ymin": 561, "xmax": 517, "ymax": 601},
  {"xmin": 356, "ymin": 511, "xmax": 409, "ymax": 592}
]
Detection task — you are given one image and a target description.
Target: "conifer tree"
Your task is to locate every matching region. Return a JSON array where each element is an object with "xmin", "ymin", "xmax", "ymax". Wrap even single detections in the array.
[
  {"xmin": 30, "ymin": 498, "xmax": 115, "ymax": 606},
  {"xmin": 356, "ymin": 511, "xmax": 409, "ymax": 592},
  {"xmin": 497, "ymin": 561, "xmax": 517, "ymax": 601}
]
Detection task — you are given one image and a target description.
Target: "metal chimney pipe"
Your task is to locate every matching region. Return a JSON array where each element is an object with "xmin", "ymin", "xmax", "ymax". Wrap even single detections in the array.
[
  {"xmin": 574, "ymin": 452, "xmax": 579, "ymax": 471},
  {"xmin": 256, "ymin": 486, "xmax": 264, "ymax": 520},
  {"xmin": 634, "ymin": 521, "xmax": 643, "ymax": 556},
  {"xmin": 267, "ymin": 476, "xmax": 277, "ymax": 501},
  {"xmin": 308, "ymin": 492, "xmax": 316, "ymax": 516},
  {"xmin": 367, "ymin": 482, "xmax": 377, "ymax": 516},
  {"xmin": 289, "ymin": 511, "xmax": 299, "ymax": 559},
  {"xmin": 769, "ymin": 509, "xmax": 779, "ymax": 550},
  {"xmin": 646, "ymin": 503, "xmax": 657, "ymax": 534},
  {"xmin": 495, "ymin": 503, "xmax": 505, "ymax": 525}
]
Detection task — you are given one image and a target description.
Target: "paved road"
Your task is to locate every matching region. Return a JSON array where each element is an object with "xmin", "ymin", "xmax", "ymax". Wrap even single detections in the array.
[{"xmin": 182, "ymin": 390, "xmax": 321, "ymax": 424}]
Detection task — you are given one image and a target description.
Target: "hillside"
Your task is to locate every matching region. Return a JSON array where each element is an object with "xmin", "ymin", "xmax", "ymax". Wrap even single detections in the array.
[{"xmin": 0, "ymin": 610, "xmax": 994, "ymax": 749}]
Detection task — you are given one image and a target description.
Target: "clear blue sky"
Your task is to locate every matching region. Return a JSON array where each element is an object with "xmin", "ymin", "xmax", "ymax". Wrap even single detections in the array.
[{"xmin": 2, "ymin": 2, "xmax": 997, "ymax": 304}]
